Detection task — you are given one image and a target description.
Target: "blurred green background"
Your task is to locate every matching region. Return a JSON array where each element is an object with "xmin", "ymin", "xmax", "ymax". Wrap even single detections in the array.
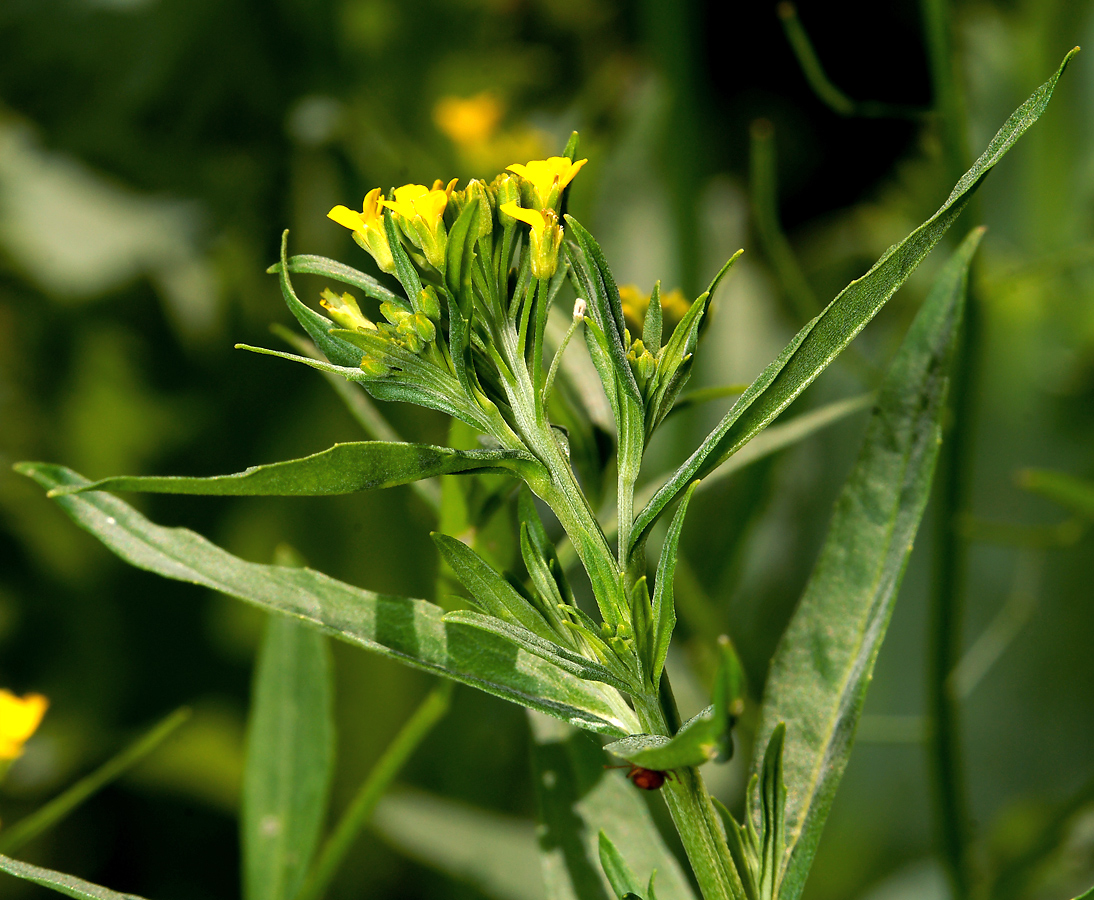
[{"xmin": 1, "ymin": 1, "xmax": 1092, "ymax": 898}]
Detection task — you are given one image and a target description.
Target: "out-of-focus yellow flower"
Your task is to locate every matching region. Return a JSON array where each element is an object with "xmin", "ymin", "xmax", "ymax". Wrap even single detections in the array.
[
  {"xmin": 328, "ymin": 188, "xmax": 396, "ymax": 274},
  {"xmin": 620, "ymin": 284, "xmax": 692, "ymax": 336},
  {"xmin": 434, "ymin": 93, "xmax": 504, "ymax": 147},
  {"xmin": 500, "ymin": 201, "xmax": 562, "ymax": 279},
  {"xmin": 0, "ymin": 690, "xmax": 48, "ymax": 761},
  {"xmin": 382, "ymin": 180, "xmax": 458, "ymax": 269},
  {"xmin": 506, "ymin": 156, "xmax": 588, "ymax": 209}
]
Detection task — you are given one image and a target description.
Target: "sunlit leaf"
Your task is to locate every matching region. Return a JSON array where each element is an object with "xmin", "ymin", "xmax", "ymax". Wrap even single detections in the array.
[
  {"xmin": 752, "ymin": 227, "xmax": 984, "ymax": 900},
  {"xmin": 16, "ymin": 463, "xmax": 640, "ymax": 737},
  {"xmin": 630, "ymin": 48, "xmax": 1077, "ymax": 553},
  {"xmin": 47, "ymin": 442, "xmax": 537, "ymax": 498}
]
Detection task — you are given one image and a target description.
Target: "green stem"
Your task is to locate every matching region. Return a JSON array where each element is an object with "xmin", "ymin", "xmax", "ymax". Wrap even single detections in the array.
[
  {"xmin": 295, "ymin": 681, "xmax": 453, "ymax": 900},
  {"xmin": 633, "ymin": 694, "xmax": 745, "ymax": 900},
  {"xmin": 922, "ymin": 1, "xmax": 977, "ymax": 897},
  {"xmin": 0, "ymin": 708, "xmax": 190, "ymax": 855}
]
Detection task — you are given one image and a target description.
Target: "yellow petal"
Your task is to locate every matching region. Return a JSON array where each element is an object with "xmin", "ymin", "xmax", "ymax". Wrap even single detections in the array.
[
  {"xmin": 500, "ymin": 201, "xmax": 546, "ymax": 233},
  {"xmin": 0, "ymin": 690, "xmax": 48, "ymax": 760},
  {"xmin": 327, "ymin": 205, "xmax": 366, "ymax": 232},
  {"xmin": 506, "ymin": 156, "xmax": 588, "ymax": 205},
  {"xmin": 361, "ymin": 188, "xmax": 385, "ymax": 224}
]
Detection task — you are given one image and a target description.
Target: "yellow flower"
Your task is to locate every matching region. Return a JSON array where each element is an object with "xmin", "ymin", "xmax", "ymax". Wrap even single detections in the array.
[
  {"xmin": 500, "ymin": 201, "xmax": 562, "ymax": 279},
  {"xmin": 0, "ymin": 690, "xmax": 48, "ymax": 761},
  {"xmin": 381, "ymin": 180, "xmax": 458, "ymax": 269},
  {"xmin": 506, "ymin": 156, "xmax": 588, "ymax": 209},
  {"xmin": 327, "ymin": 188, "xmax": 396, "ymax": 274},
  {"xmin": 619, "ymin": 284, "xmax": 692, "ymax": 336},
  {"xmin": 434, "ymin": 93, "xmax": 504, "ymax": 147}
]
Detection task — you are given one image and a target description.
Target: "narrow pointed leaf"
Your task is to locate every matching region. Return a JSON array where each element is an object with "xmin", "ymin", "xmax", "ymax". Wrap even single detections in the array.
[
  {"xmin": 650, "ymin": 482, "xmax": 698, "ymax": 686},
  {"xmin": 643, "ymin": 282, "xmax": 662, "ymax": 351},
  {"xmin": 242, "ymin": 616, "xmax": 334, "ymax": 900},
  {"xmin": 443, "ymin": 610, "xmax": 635, "ymax": 692},
  {"xmin": 757, "ymin": 725, "xmax": 787, "ymax": 900},
  {"xmin": 529, "ymin": 715, "xmax": 696, "ymax": 900},
  {"xmin": 630, "ymin": 49, "xmax": 1077, "ymax": 552},
  {"xmin": 752, "ymin": 227, "xmax": 984, "ymax": 900},
  {"xmin": 48, "ymin": 443, "xmax": 538, "ymax": 498},
  {"xmin": 0, "ymin": 856, "xmax": 148, "ymax": 900},
  {"xmin": 0, "ymin": 709, "xmax": 189, "ymax": 855},
  {"xmin": 16, "ymin": 463, "xmax": 639, "ymax": 736},
  {"xmin": 272, "ymin": 231, "xmax": 364, "ymax": 369},
  {"xmin": 432, "ymin": 532, "xmax": 557, "ymax": 639},
  {"xmin": 598, "ymin": 831, "xmax": 645, "ymax": 899}
]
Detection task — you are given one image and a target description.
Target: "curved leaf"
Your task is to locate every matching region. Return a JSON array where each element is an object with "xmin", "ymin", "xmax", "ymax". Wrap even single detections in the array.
[
  {"xmin": 272, "ymin": 253, "xmax": 402, "ymax": 305},
  {"xmin": 16, "ymin": 463, "xmax": 639, "ymax": 737},
  {"xmin": 752, "ymin": 227, "xmax": 984, "ymax": 900},
  {"xmin": 47, "ymin": 442, "xmax": 538, "ymax": 497},
  {"xmin": 630, "ymin": 48, "xmax": 1077, "ymax": 552}
]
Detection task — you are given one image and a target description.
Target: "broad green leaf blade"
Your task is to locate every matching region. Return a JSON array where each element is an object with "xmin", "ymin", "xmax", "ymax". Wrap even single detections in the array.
[
  {"xmin": 1018, "ymin": 468, "xmax": 1094, "ymax": 519},
  {"xmin": 0, "ymin": 855, "xmax": 147, "ymax": 900},
  {"xmin": 752, "ymin": 227, "xmax": 984, "ymax": 900},
  {"xmin": 242, "ymin": 616, "xmax": 334, "ymax": 900},
  {"xmin": 15, "ymin": 464, "xmax": 638, "ymax": 736},
  {"xmin": 630, "ymin": 49, "xmax": 1077, "ymax": 553},
  {"xmin": 529, "ymin": 714, "xmax": 696, "ymax": 900},
  {"xmin": 47, "ymin": 443, "xmax": 537, "ymax": 498},
  {"xmin": 0, "ymin": 709, "xmax": 189, "ymax": 855},
  {"xmin": 598, "ymin": 831, "xmax": 645, "ymax": 899},
  {"xmin": 372, "ymin": 788, "xmax": 542, "ymax": 900}
]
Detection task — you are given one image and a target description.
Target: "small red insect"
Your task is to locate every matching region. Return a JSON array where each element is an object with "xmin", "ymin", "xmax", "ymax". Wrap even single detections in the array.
[{"xmin": 606, "ymin": 763, "xmax": 672, "ymax": 790}]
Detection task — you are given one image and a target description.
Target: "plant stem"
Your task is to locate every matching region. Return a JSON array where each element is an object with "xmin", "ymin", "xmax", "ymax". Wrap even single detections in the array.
[
  {"xmin": 295, "ymin": 681, "xmax": 453, "ymax": 900},
  {"xmin": 921, "ymin": 1, "xmax": 977, "ymax": 896},
  {"xmin": 633, "ymin": 693, "xmax": 745, "ymax": 900}
]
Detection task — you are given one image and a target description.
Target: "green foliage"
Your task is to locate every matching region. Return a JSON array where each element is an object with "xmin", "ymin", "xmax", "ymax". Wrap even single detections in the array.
[
  {"xmin": 630, "ymin": 48, "xmax": 1077, "ymax": 554},
  {"xmin": 0, "ymin": 855, "xmax": 148, "ymax": 900},
  {"xmin": 14, "ymin": 463, "xmax": 638, "ymax": 737},
  {"xmin": 752, "ymin": 227, "xmax": 983, "ymax": 900},
  {"xmin": 242, "ymin": 615, "xmax": 334, "ymax": 900}
]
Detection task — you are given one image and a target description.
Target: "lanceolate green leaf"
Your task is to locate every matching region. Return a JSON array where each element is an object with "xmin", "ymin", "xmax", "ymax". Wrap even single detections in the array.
[
  {"xmin": 752, "ymin": 227, "xmax": 984, "ymax": 900},
  {"xmin": 0, "ymin": 855, "xmax": 148, "ymax": 900},
  {"xmin": 46, "ymin": 442, "xmax": 538, "ymax": 498},
  {"xmin": 15, "ymin": 463, "xmax": 639, "ymax": 737},
  {"xmin": 529, "ymin": 715, "xmax": 696, "ymax": 900},
  {"xmin": 242, "ymin": 616, "xmax": 334, "ymax": 900},
  {"xmin": 629, "ymin": 48, "xmax": 1077, "ymax": 553}
]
